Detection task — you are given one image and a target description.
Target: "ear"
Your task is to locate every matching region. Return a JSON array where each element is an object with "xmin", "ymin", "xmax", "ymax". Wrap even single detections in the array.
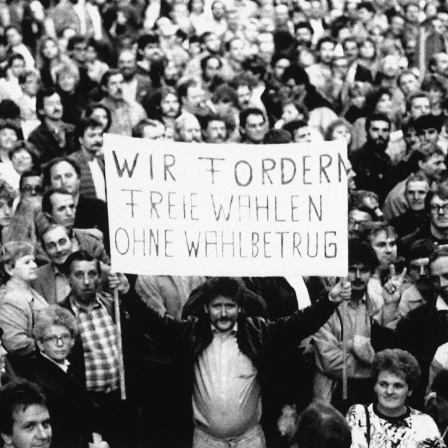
[
  {"xmin": 4, "ymin": 262, "xmax": 14, "ymax": 278},
  {"xmin": 37, "ymin": 339, "xmax": 45, "ymax": 353},
  {"xmin": 78, "ymin": 136, "xmax": 83, "ymax": 146},
  {"xmin": 1, "ymin": 432, "xmax": 12, "ymax": 447},
  {"xmin": 407, "ymin": 388, "xmax": 413, "ymax": 397},
  {"xmin": 417, "ymin": 159, "xmax": 423, "ymax": 169}
]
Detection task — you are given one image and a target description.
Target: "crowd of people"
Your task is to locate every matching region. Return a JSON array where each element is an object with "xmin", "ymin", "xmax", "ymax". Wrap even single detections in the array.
[{"xmin": 1, "ymin": 0, "xmax": 448, "ymax": 446}]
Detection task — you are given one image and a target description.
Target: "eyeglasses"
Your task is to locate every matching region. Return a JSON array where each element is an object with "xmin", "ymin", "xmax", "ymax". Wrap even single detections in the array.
[
  {"xmin": 21, "ymin": 185, "xmax": 43, "ymax": 194},
  {"xmin": 42, "ymin": 333, "xmax": 72, "ymax": 345},
  {"xmin": 430, "ymin": 204, "xmax": 448, "ymax": 214}
]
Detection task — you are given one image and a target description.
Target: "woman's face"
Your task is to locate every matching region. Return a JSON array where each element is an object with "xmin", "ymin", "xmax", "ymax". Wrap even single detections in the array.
[
  {"xmin": 42, "ymin": 39, "xmax": 59, "ymax": 60},
  {"xmin": 331, "ymin": 124, "xmax": 351, "ymax": 145},
  {"xmin": 22, "ymin": 75, "xmax": 39, "ymax": 96},
  {"xmin": 376, "ymin": 93, "xmax": 392, "ymax": 114},
  {"xmin": 0, "ymin": 198, "xmax": 11, "ymax": 227},
  {"xmin": 58, "ymin": 72, "xmax": 77, "ymax": 93},
  {"xmin": 11, "ymin": 149, "xmax": 33, "ymax": 174},
  {"xmin": 428, "ymin": 87, "xmax": 444, "ymax": 105},
  {"xmin": 37, "ymin": 324, "xmax": 74, "ymax": 363},
  {"xmin": 85, "ymin": 45, "xmax": 98, "ymax": 63},
  {"xmin": 374, "ymin": 370, "xmax": 411, "ymax": 416},
  {"xmin": 8, "ymin": 254, "xmax": 37, "ymax": 283},
  {"xmin": 359, "ymin": 40, "xmax": 375, "ymax": 59},
  {"xmin": 90, "ymin": 108, "xmax": 109, "ymax": 131},
  {"xmin": 0, "ymin": 128, "xmax": 18, "ymax": 151},
  {"xmin": 281, "ymin": 103, "xmax": 301, "ymax": 123},
  {"xmin": 6, "ymin": 28, "xmax": 22, "ymax": 47}
]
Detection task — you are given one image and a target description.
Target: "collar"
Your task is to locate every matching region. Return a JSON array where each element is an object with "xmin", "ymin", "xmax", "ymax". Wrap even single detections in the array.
[
  {"xmin": 69, "ymin": 293, "xmax": 101, "ymax": 314},
  {"xmin": 41, "ymin": 352, "xmax": 70, "ymax": 373},
  {"xmin": 347, "ymin": 293, "xmax": 367, "ymax": 309},
  {"xmin": 53, "ymin": 264, "xmax": 65, "ymax": 276},
  {"xmin": 436, "ymin": 296, "xmax": 448, "ymax": 311}
]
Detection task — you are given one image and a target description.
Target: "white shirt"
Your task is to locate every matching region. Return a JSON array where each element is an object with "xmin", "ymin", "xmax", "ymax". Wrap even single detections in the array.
[{"xmin": 88, "ymin": 158, "xmax": 106, "ymax": 201}]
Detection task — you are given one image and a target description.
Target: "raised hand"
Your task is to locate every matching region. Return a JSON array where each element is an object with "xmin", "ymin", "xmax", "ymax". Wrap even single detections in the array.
[
  {"xmin": 383, "ymin": 264, "xmax": 407, "ymax": 305},
  {"xmin": 329, "ymin": 277, "xmax": 352, "ymax": 303}
]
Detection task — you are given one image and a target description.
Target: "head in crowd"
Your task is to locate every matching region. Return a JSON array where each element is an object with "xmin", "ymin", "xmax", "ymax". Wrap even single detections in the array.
[
  {"xmin": 406, "ymin": 239, "xmax": 435, "ymax": 300},
  {"xmin": 75, "ymin": 117, "xmax": 103, "ymax": 156},
  {"xmin": 0, "ymin": 180, "xmax": 15, "ymax": 229},
  {"xmin": 64, "ymin": 250, "xmax": 101, "ymax": 304},
  {"xmin": 34, "ymin": 304, "xmax": 77, "ymax": 364},
  {"xmin": 280, "ymin": 98, "xmax": 309, "ymax": 125},
  {"xmin": 0, "ymin": 381, "xmax": 51, "ymax": 448},
  {"xmin": 36, "ymin": 88, "xmax": 63, "ymax": 122},
  {"xmin": 203, "ymin": 114, "xmax": 230, "ymax": 144},
  {"xmin": 271, "ymin": 53, "xmax": 291, "ymax": 81},
  {"xmin": 101, "ymin": 69, "xmax": 124, "ymax": 101},
  {"xmin": 348, "ymin": 238, "xmax": 378, "ymax": 299},
  {"xmin": 132, "ymin": 118, "xmax": 166, "ymax": 140},
  {"xmin": 40, "ymin": 224, "xmax": 73, "ymax": 267},
  {"xmin": 365, "ymin": 112, "xmax": 391, "ymax": 152},
  {"xmin": 19, "ymin": 171, "xmax": 43, "ymax": 200},
  {"xmin": 43, "ymin": 157, "xmax": 81, "ymax": 195},
  {"xmin": 401, "ymin": 117, "xmax": 420, "ymax": 153},
  {"xmin": 429, "ymin": 246, "xmax": 448, "ymax": 305},
  {"xmin": 178, "ymin": 78, "xmax": 208, "ymax": 117},
  {"xmin": 42, "ymin": 188, "xmax": 76, "ymax": 231},
  {"xmin": 9, "ymin": 142, "xmax": 39, "ymax": 177},
  {"xmin": 200, "ymin": 55, "xmax": 222, "ymax": 83},
  {"xmin": 0, "ymin": 241, "xmax": 37, "ymax": 283},
  {"xmin": 398, "ymin": 70, "xmax": 421, "ymax": 98},
  {"xmin": 56, "ymin": 63, "xmax": 79, "ymax": 95},
  {"xmin": 407, "ymin": 92, "xmax": 431, "ymax": 119},
  {"xmin": 0, "ymin": 122, "xmax": 20, "ymax": 153},
  {"xmin": 325, "ymin": 118, "xmax": 353, "ymax": 148},
  {"xmin": 294, "ymin": 22, "xmax": 314, "ymax": 48},
  {"xmin": 348, "ymin": 207, "xmax": 375, "ymax": 234},
  {"xmin": 18, "ymin": 71, "xmax": 40, "ymax": 98},
  {"xmin": 263, "ymin": 129, "xmax": 292, "ymax": 144},
  {"xmin": 414, "ymin": 114, "xmax": 444, "ymax": 154},
  {"xmin": 85, "ymin": 104, "xmax": 112, "ymax": 133},
  {"xmin": 404, "ymin": 173, "xmax": 430, "ymax": 212},
  {"xmin": 282, "ymin": 119, "xmax": 311, "ymax": 143},
  {"xmin": 292, "ymin": 400, "xmax": 351, "ymax": 448},
  {"xmin": 174, "ymin": 113, "xmax": 202, "ymax": 142},
  {"xmin": 428, "ymin": 52, "xmax": 448, "ymax": 78},
  {"xmin": 372, "ymin": 349, "xmax": 421, "ymax": 417},
  {"xmin": 417, "ymin": 146, "xmax": 446, "ymax": 182},
  {"xmin": 211, "ymin": 84, "xmax": 239, "ymax": 116},
  {"xmin": 425, "ymin": 183, "xmax": 448, "ymax": 237},
  {"xmin": 239, "ymin": 107, "xmax": 267, "ymax": 144}
]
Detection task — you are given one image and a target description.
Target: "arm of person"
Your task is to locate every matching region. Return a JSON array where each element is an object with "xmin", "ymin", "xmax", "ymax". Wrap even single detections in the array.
[{"xmin": 0, "ymin": 294, "xmax": 37, "ymax": 356}]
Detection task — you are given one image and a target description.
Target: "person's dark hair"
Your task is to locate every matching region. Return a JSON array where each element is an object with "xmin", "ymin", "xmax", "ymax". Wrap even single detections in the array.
[
  {"xmin": 293, "ymin": 400, "xmax": 351, "ymax": 448},
  {"xmin": 414, "ymin": 114, "xmax": 444, "ymax": 133},
  {"xmin": 432, "ymin": 369, "xmax": 448, "ymax": 401},
  {"xmin": 100, "ymin": 69, "xmax": 122, "ymax": 89},
  {"xmin": 132, "ymin": 118, "xmax": 165, "ymax": 138},
  {"xmin": 200, "ymin": 54, "xmax": 222, "ymax": 74},
  {"xmin": 0, "ymin": 120, "xmax": 20, "ymax": 137},
  {"xmin": 371, "ymin": 348, "xmax": 421, "ymax": 390},
  {"xmin": 425, "ymin": 182, "xmax": 448, "ymax": 214},
  {"xmin": 41, "ymin": 187, "xmax": 72, "ymax": 216},
  {"xmin": 401, "ymin": 116, "xmax": 416, "ymax": 134},
  {"xmin": 315, "ymin": 36, "xmax": 336, "ymax": 52},
  {"xmin": 36, "ymin": 87, "xmax": 60, "ymax": 120},
  {"xmin": 137, "ymin": 33, "xmax": 160, "ymax": 55},
  {"xmin": 239, "ymin": 107, "xmax": 265, "ymax": 129},
  {"xmin": 263, "ymin": 128, "xmax": 292, "ymax": 144},
  {"xmin": 7, "ymin": 52, "xmax": 25, "ymax": 68},
  {"xmin": 66, "ymin": 35, "xmax": 86, "ymax": 53},
  {"xmin": 357, "ymin": 1, "xmax": 376, "ymax": 13},
  {"xmin": 282, "ymin": 119, "xmax": 308, "ymax": 138},
  {"xmin": 18, "ymin": 69, "xmax": 39, "ymax": 86},
  {"xmin": 43, "ymin": 157, "xmax": 80, "ymax": 189},
  {"xmin": 358, "ymin": 221, "xmax": 397, "ymax": 246},
  {"xmin": 324, "ymin": 118, "xmax": 352, "ymax": 141},
  {"xmin": 63, "ymin": 250, "xmax": 100, "ymax": 276},
  {"xmin": 0, "ymin": 101, "xmax": 21, "ymax": 121},
  {"xmin": 270, "ymin": 53, "xmax": 290, "ymax": 69},
  {"xmin": 0, "ymin": 381, "xmax": 47, "ymax": 437},
  {"xmin": 421, "ymin": 74, "xmax": 447, "ymax": 97},
  {"xmin": 348, "ymin": 237, "xmax": 379, "ymax": 273},
  {"xmin": 8, "ymin": 141, "xmax": 39, "ymax": 168},
  {"xmin": 242, "ymin": 55, "xmax": 267, "ymax": 79},
  {"xmin": 294, "ymin": 21, "xmax": 314, "ymax": 35},
  {"xmin": 365, "ymin": 112, "xmax": 391, "ymax": 132},
  {"xmin": 85, "ymin": 103, "xmax": 112, "ymax": 132},
  {"xmin": 177, "ymin": 78, "xmax": 201, "ymax": 102},
  {"xmin": 280, "ymin": 63, "xmax": 310, "ymax": 87},
  {"xmin": 211, "ymin": 84, "xmax": 239, "ymax": 109},
  {"xmin": 19, "ymin": 170, "xmax": 42, "ymax": 192},
  {"xmin": 405, "ymin": 172, "xmax": 430, "ymax": 190},
  {"xmin": 406, "ymin": 91, "xmax": 430, "ymax": 113},
  {"xmin": 74, "ymin": 117, "xmax": 103, "ymax": 142},
  {"xmin": 407, "ymin": 239, "xmax": 435, "ymax": 263}
]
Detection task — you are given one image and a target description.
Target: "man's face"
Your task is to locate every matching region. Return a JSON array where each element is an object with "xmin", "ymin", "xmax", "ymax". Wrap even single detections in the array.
[
  {"xmin": 205, "ymin": 295, "xmax": 240, "ymax": 332},
  {"xmin": 21, "ymin": 176, "xmax": 43, "ymax": 199},
  {"xmin": 179, "ymin": 115, "xmax": 202, "ymax": 142},
  {"xmin": 106, "ymin": 73, "xmax": 124, "ymax": 100},
  {"xmin": 0, "ymin": 128, "xmax": 18, "ymax": 151},
  {"xmin": 434, "ymin": 53, "xmax": 448, "ymax": 77},
  {"xmin": 118, "ymin": 51, "xmax": 136, "ymax": 80},
  {"xmin": 294, "ymin": 125, "xmax": 312, "ymax": 143},
  {"xmin": 405, "ymin": 4, "xmax": 419, "ymax": 23},
  {"xmin": 410, "ymin": 97, "xmax": 431, "ymax": 118},
  {"xmin": 371, "ymin": 230, "xmax": 397, "ymax": 269},
  {"xmin": 346, "ymin": 159, "xmax": 357, "ymax": 192},
  {"xmin": 295, "ymin": 27, "xmax": 312, "ymax": 46},
  {"xmin": 142, "ymin": 43, "xmax": 164, "ymax": 63},
  {"xmin": 41, "ymin": 93, "xmax": 63, "ymax": 121},
  {"xmin": 404, "ymin": 127, "xmax": 420, "ymax": 152},
  {"xmin": 204, "ymin": 58, "xmax": 221, "ymax": 81},
  {"xmin": 80, "ymin": 126, "xmax": 103, "ymax": 155},
  {"xmin": 1, "ymin": 404, "xmax": 51, "ymax": 448},
  {"xmin": 273, "ymin": 58, "xmax": 290, "ymax": 81},
  {"xmin": 161, "ymin": 93, "xmax": 179, "ymax": 118},
  {"xmin": 42, "ymin": 226, "xmax": 72, "ymax": 266},
  {"xmin": 184, "ymin": 85, "xmax": 207, "ymax": 116},
  {"xmin": 348, "ymin": 209, "xmax": 371, "ymax": 231},
  {"xmin": 50, "ymin": 161, "xmax": 80, "ymax": 195},
  {"xmin": 204, "ymin": 33, "xmax": 221, "ymax": 54},
  {"xmin": 419, "ymin": 154, "xmax": 446, "ymax": 181},
  {"xmin": 430, "ymin": 194, "xmax": 448, "ymax": 230},
  {"xmin": 228, "ymin": 39, "xmax": 245, "ymax": 63},
  {"xmin": 237, "ymin": 86, "xmax": 251, "ymax": 110},
  {"xmin": 49, "ymin": 193, "xmax": 76, "ymax": 229},
  {"xmin": 367, "ymin": 120, "xmax": 390, "ymax": 150},
  {"xmin": 212, "ymin": 1, "xmax": 225, "ymax": 20},
  {"xmin": 206, "ymin": 120, "xmax": 227, "ymax": 143},
  {"xmin": 142, "ymin": 124, "xmax": 166, "ymax": 140},
  {"xmin": 399, "ymin": 74, "xmax": 420, "ymax": 97},
  {"xmin": 10, "ymin": 57, "xmax": 25, "ymax": 78},
  {"xmin": 347, "ymin": 263, "xmax": 371, "ymax": 294},
  {"xmin": 405, "ymin": 180, "xmax": 429, "ymax": 211},
  {"xmin": 431, "ymin": 256, "xmax": 448, "ymax": 302},
  {"xmin": 343, "ymin": 40, "xmax": 358, "ymax": 62},
  {"xmin": 417, "ymin": 127, "xmax": 439, "ymax": 154},
  {"xmin": 37, "ymin": 324, "xmax": 74, "ymax": 363},
  {"xmin": 71, "ymin": 40, "xmax": 87, "ymax": 64},
  {"xmin": 0, "ymin": 198, "xmax": 12, "ymax": 227},
  {"xmin": 319, "ymin": 42, "xmax": 334, "ymax": 65},
  {"xmin": 68, "ymin": 259, "xmax": 100, "ymax": 304},
  {"xmin": 243, "ymin": 113, "xmax": 266, "ymax": 143}
]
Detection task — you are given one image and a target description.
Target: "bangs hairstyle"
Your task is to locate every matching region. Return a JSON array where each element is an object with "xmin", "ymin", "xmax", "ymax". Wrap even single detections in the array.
[
  {"xmin": 0, "ymin": 241, "xmax": 34, "ymax": 267},
  {"xmin": 33, "ymin": 304, "xmax": 78, "ymax": 341}
]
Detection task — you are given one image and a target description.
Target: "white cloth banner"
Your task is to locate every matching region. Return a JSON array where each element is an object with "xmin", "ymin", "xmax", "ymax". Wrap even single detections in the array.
[{"xmin": 104, "ymin": 135, "xmax": 348, "ymax": 276}]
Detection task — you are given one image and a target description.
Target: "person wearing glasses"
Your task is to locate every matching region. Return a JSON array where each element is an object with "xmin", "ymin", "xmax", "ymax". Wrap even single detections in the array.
[{"xmin": 20, "ymin": 305, "xmax": 108, "ymax": 448}]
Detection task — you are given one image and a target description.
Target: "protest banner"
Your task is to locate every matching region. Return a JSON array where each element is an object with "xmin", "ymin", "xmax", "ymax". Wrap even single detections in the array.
[{"xmin": 104, "ymin": 135, "xmax": 348, "ymax": 277}]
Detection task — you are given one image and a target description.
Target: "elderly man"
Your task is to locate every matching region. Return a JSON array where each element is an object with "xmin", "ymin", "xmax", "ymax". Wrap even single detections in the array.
[
  {"xmin": 125, "ymin": 276, "xmax": 350, "ymax": 447},
  {"xmin": 0, "ymin": 382, "xmax": 52, "ymax": 448},
  {"xmin": 174, "ymin": 113, "xmax": 203, "ymax": 142}
]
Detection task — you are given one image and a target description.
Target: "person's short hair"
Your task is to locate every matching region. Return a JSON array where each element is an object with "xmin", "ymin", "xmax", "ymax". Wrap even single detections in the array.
[
  {"xmin": 365, "ymin": 112, "xmax": 391, "ymax": 132},
  {"xmin": 324, "ymin": 118, "xmax": 352, "ymax": 141},
  {"xmin": 19, "ymin": 170, "xmax": 42, "ymax": 192},
  {"xmin": 407, "ymin": 238, "xmax": 435, "ymax": 263},
  {"xmin": 43, "ymin": 157, "xmax": 80, "ymax": 189},
  {"xmin": 371, "ymin": 349, "xmax": 421, "ymax": 390},
  {"xmin": 421, "ymin": 74, "xmax": 446, "ymax": 96},
  {"xmin": 63, "ymin": 250, "xmax": 100, "ymax": 275},
  {"xmin": 0, "ymin": 241, "xmax": 34, "ymax": 268},
  {"xmin": 18, "ymin": 69, "xmax": 39, "ymax": 86},
  {"xmin": 359, "ymin": 221, "xmax": 397, "ymax": 246},
  {"xmin": 294, "ymin": 21, "xmax": 314, "ymax": 35},
  {"xmin": 425, "ymin": 182, "xmax": 448, "ymax": 214},
  {"xmin": 239, "ymin": 107, "xmax": 265, "ymax": 129},
  {"xmin": 241, "ymin": 55, "xmax": 267, "ymax": 78},
  {"xmin": 398, "ymin": 69, "xmax": 419, "ymax": 86},
  {"xmin": 414, "ymin": 114, "xmax": 444, "ymax": 133},
  {"xmin": 405, "ymin": 172, "xmax": 430, "ymax": 191},
  {"xmin": 174, "ymin": 113, "xmax": 199, "ymax": 137},
  {"xmin": 56, "ymin": 63, "xmax": 80, "ymax": 85},
  {"xmin": 0, "ymin": 381, "xmax": 47, "ymax": 437},
  {"xmin": 75, "ymin": 117, "xmax": 103, "ymax": 141},
  {"xmin": 100, "ymin": 69, "xmax": 122, "ymax": 89},
  {"xmin": 280, "ymin": 63, "xmax": 310, "ymax": 86},
  {"xmin": 36, "ymin": 87, "xmax": 60, "ymax": 119},
  {"xmin": 200, "ymin": 54, "xmax": 222, "ymax": 73},
  {"xmin": 357, "ymin": 1, "xmax": 376, "ymax": 13},
  {"xmin": 293, "ymin": 400, "xmax": 351, "ymax": 448},
  {"xmin": 40, "ymin": 223, "xmax": 70, "ymax": 248},
  {"xmin": 7, "ymin": 52, "xmax": 25, "ymax": 69},
  {"xmin": 8, "ymin": 141, "xmax": 39, "ymax": 167},
  {"xmin": 406, "ymin": 91, "xmax": 430, "ymax": 113},
  {"xmin": 193, "ymin": 277, "xmax": 245, "ymax": 306},
  {"xmin": 211, "ymin": 84, "xmax": 239, "ymax": 109},
  {"xmin": 66, "ymin": 34, "xmax": 86, "ymax": 53},
  {"xmin": 225, "ymin": 37, "xmax": 244, "ymax": 53},
  {"xmin": 137, "ymin": 33, "xmax": 160, "ymax": 54},
  {"xmin": 315, "ymin": 36, "xmax": 336, "ymax": 52},
  {"xmin": 34, "ymin": 304, "xmax": 78, "ymax": 341},
  {"xmin": 263, "ymin": 128, "xmax": 292, "ymax": 144},
  {"xmin": 41, "ymin": 187, "xmax": 72, "ymax": 216},
  {"xmin": 429, "ymin": 245, "xmax": 448, "ymax": 269},
  {"xmin": 0, "ymin": 120, "xmax": 20, "ymax": 137},
  {"xmin": 85, "ymin": 103, "xmax": 112, "ymax": 132},
  {"xmin": 282, "ymin": 119, "xmax": 308, "ymax": 138},
  {"xmin": 132, "ymin": 118, "xmax": 165, "ymax": 138},
  {"xmin": 0, "ymin": 179, "xmax": 16, "ymax": 204},
  {"xmin": 348, "ymin": 237, "xmax": 379, "ymax": 272},
  {"xmin": 270, "ymin": 52, "xmax": 291, "ymax": 69},
  {"xmin": 177, "ymin": 78, "xmax": 201, "ymax": 102}
]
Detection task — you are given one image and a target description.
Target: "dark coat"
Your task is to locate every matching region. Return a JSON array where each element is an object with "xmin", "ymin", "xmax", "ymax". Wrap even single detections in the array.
[{"xmin": 20, "ymin": 353, "xmax": 95, "ymax": 448}]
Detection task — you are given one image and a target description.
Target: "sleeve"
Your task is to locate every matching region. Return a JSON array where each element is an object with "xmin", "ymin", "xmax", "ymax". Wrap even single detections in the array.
[
  {"xmin": 0, "ymin": 295, "xmax": 36, "ymax": 356},
  {"xmin": 346, "ymin": 404, "xmax": 369, "ymax": 448},
  {"xmin": 135, "ymin": 276, "xmax": 168, "ymax": 315},
  {"xmin": 415, "ymin": 414, "xmax": 446, "ymax": 448}
]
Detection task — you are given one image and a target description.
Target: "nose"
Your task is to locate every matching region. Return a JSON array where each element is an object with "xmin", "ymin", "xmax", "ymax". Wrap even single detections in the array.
[
  {"xmin": 386, "ymin": 385, "xmax": 394, "ymax": 394},
  {"xmin": 36, "ymin": 424, "xmax": 48, "ymax": 439},
  {"xmin": 441, "ymin": 277, "xmax": 448, "ymax": 288},
  {"xmin": 221, "ymin": 306, "xmax": 227, "ymax": 317},
  {"xmin": 83, "ymin": 274, "xmax": 90, "ymax": 285},
  {"xmin": 355, "ymin": 269, "xmax": 361, "ymax": 279}
]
